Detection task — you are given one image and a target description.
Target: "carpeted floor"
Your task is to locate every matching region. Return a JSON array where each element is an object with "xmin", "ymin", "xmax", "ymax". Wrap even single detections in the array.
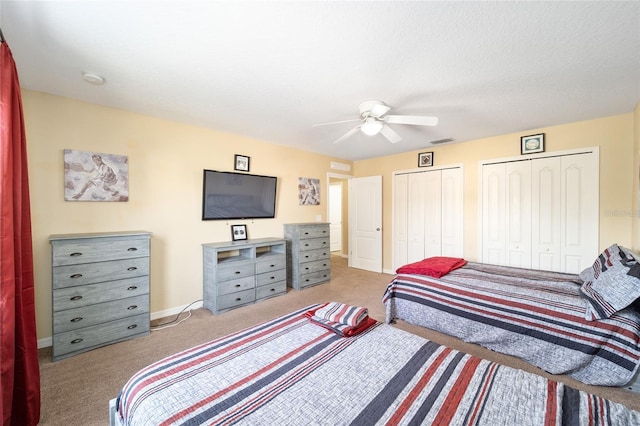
[{"xmin": 38, "ymin": 255, "xmax": 640, "ymax": 425}]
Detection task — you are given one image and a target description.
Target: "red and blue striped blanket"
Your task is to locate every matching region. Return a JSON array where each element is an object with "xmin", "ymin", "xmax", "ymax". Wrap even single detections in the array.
[
  {"xmin": 116, "ymin": 306, "xmax": 639, "ymax": 425},
  {"xmin": 383, "ymin": 262, "xmax": 640, "ymax": 387}
]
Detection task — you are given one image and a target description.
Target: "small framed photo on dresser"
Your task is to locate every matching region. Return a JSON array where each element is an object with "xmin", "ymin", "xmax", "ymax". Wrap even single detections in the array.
[{"xmin": 231, "ymin": 224, "xmax": 247, "ymax": 241}]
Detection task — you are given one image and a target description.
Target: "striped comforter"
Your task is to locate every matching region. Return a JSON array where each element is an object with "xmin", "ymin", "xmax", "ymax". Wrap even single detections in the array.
[
  {"xmin": 383, "ymin": 262, "xmax": 640, "ymax": 387},
  {"xmin": 116, "ymin": 306, "xmax": 640, "ymax": 425}
]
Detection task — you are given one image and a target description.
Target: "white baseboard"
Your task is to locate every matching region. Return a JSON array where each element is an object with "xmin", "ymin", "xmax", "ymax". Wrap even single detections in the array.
[{"xmin": 37, "ymin": 300, "xmax": 204, "ymax": 349}]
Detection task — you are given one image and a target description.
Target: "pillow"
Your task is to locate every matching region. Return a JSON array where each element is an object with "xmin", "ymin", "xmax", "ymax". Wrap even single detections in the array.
[{"xmin": 580, "ymin": 244, "xmax": 640, "ymax": 320}]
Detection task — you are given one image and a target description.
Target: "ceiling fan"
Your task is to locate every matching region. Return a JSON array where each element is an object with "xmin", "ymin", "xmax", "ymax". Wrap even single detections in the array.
[{"xmin": 313, "ymin": 100, "xmax": 438, "ymax": 144}]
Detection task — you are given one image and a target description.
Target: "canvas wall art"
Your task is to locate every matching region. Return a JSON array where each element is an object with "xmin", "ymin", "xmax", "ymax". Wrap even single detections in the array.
[
  {"xmin": 298, "ymin": 177, "xmax": 320, "ymax": 205},
  {"xmin": 64, "ymin": 149, "xmax": 129, "ymax": 201}
]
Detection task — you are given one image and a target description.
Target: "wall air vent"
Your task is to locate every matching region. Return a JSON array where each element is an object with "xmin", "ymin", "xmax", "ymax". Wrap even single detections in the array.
[
  {"xmin": 429, "ymin": 137, "xmax": 455, "ymax": 145},
  {"xmin": 330, "ymin": 161, "xmax": 351, "ymax": 171}
]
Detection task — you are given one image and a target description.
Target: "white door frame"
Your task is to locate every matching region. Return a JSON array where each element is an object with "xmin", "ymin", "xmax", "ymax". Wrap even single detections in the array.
[{"xmin": 327, "ymin": 172, "xmax": 351, "ymax": 258}]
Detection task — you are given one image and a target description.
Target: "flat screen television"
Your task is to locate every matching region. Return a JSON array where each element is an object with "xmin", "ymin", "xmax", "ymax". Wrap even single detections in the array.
[{"xmin": 202, "ymin": 169, "xmax": 278, "ymax": 220}]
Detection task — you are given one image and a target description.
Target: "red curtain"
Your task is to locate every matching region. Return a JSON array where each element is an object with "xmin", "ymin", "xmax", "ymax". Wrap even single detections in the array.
[{"xmin": 0, "ymin": 39, "xmax": 41, "ymax": 425}]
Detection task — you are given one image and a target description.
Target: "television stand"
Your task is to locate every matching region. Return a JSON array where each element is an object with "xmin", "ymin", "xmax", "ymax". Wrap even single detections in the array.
[{"xmin": 202, "ymin": 238, "xmax": 286, "ymax": 314}]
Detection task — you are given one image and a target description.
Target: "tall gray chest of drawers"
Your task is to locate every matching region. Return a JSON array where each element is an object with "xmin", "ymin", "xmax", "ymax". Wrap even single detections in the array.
[
  {"xmin": 202, "ymin": 238, "xmax": 287, "ymax": 314},
  {"xmin": 284, "ymin": 223, "xmax": 330, "ymax": 290},
  {"xmin": 49, "ymin": 231, "xmax": 151, "ymax": 361}
]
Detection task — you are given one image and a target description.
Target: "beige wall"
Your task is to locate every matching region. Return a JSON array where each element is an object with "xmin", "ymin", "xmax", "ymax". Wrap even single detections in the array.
[
  {"xmin": 24, "ymin": 90, "xmax": 353, "ymax": 341},
  {"xmin": 354, "ymin": 113, "xmax": 636, "ymax": 272}
]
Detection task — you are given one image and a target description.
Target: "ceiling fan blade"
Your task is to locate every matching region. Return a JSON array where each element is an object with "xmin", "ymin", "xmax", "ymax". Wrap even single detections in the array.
[
  {"xmin": 384, "ymin": 115, "xmax": 439, "ymax": 126},
  {"xmin": 312, "ymin": 118, "xmax": 361, "ymax": 127},
  {"xmin": 332, "ymin": 126, "xmax": 361, "ymax": 144},
  {"xmin": 380, "ymin": 124, "xmax": 402, "ymax": 144}
]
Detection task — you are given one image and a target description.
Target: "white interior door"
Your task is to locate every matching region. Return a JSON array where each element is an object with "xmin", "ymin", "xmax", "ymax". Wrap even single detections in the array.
[
  {"xmin": 329, "ymin": 183, "xmax": 343, "ymax": 253},
  {"xmin": 349, "ymin": 176, "xmax": 382, "ymax": 272}
]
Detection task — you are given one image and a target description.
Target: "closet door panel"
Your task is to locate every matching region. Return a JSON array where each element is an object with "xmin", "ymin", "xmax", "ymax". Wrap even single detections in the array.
[
  {"xmin": 407, "ymin": 173, "xmax": 426, "ymax": 263},
  {"xmin": 505, "ymin": 161, "xmax": 531, "ymax": 268},
  {"xmin": 561, "ymin": 153, "xmax": 598, "ymax": 273},
  {"xmin": 423, "ymin": 171, "xmax": 442, "ymax": 258},
  {"xmin": 531, "ymin": 157, "xmax": 561, "ymax": 271},
  {"xmin": 393, "ymin": 174, "xmax": 409, "ymax": 269},
  {"xmin": 441, "ymin": 168, "xmax": 463, "ymax": 257},
  {"xmin": 482, "ymin": 163, "xmax": 506, "ymax": 265}
]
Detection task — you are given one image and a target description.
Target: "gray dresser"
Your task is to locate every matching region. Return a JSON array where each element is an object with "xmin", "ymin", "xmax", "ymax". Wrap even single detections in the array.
[
  {"xmin": 284, "ymin": 223, "xmax": 330, "ymax": 290},
  {"xmin": 202, "ymin": 238, "xmax": 287, "ymax": 314},
  {"xmin": 49, "ymin": 231, "xmax": 151, "ymax": 361}
]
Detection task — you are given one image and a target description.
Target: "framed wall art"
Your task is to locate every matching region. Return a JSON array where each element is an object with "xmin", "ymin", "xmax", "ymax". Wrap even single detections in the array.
[
  {"xmin": 521, "ymin": 133, "xmax": 545, "ymax": 155},
  {"xmin": 231, "ymin": 224, "xmax": 247, "ymax": 241},
  {"xmin": 418, "ymin": 151, "xmax": 434, "ymax": 167},
  {"xmin": 64, "ymin": 149, "xmax": 129, "ymax": 201},
  {"xmin": 234, "ymin": 154, "xmax": 250, "ymax": 172},
  {"xmin": 298, "ymin": 177, "xmax": 320, "ymax": 205}
]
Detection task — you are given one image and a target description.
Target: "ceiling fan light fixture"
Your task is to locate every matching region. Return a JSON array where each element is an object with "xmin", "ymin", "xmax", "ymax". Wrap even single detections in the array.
[{"xmin": 361, "ymin": 117, "xmax": 383, "ymax": 136}]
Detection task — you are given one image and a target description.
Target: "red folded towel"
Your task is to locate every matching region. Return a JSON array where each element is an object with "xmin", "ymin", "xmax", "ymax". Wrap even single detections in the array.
[{"xmin": 395, "ymin": 256, "xmax": 467, "ymax": 278}]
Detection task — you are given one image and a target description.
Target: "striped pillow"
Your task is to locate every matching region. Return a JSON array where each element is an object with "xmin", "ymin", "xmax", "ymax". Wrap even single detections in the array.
[{"xmin": 580, "ymin": 244, "xmax": 640, "ymax": 320}]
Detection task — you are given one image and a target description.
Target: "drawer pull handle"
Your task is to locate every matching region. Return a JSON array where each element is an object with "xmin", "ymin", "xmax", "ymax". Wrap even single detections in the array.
[
  {"xmin": 270, "ymin": 276, "xmax": 275, "ymax": 280},
  {"xmin": 235, "ymin": 271, "xmax": 241, "ymax": 274},
  {"xmin": 69, "ymin": 252, "xmax": 83, "ymax": 257},
  {"xmin": 304, "ymin": 244, "xmax": 309, "ymax": 247},
  {"xmin": 235, "ymin": 297, "xmax": 242, "ymax": 301},
  {"xmin": 323, "ymin": 264, "xmax": 327, "ymax": 267},
  {"xmin": 71, "ymin": 338, "xmax": 83, "ymax": 344},
  {"xmin": 70, "ymin": 295, "xmax": 83, "ymax": 301},
  {"xmin": 235, "ymin": 284, "xmax": 241, "ymax": 288},
  {"xmin": 304, "ymin": 255, "xmax": 310, "ymax": 258},
  {"xmin": 270, "ymin": 264, "xmax": 275, "ymax": 267},
  {"xmin": 127, "ymin": 324, "xmax": 138, "ymax": 330},
  {"xmin": 270, "ymin": 288, "xmax": 275, "ymax": 292},
  {"xmin": 127, "ymin": 305, "xmax": 138, "ymax": 310},
  {"xmin": 304, "ymin": 232, "xmax": 309, "ymax": 235},
  {"xmin": 322, "ymin": 242, "xmax": 327, "ymax": 245},
  {"xmin": 127, "ymin": 286, "xmax": 138, "ymax": 291},
  {"xmin": 127, "ymin": 247, "xmax": 138, "ymax": 252},
  {"xmin": 70, "ymin": 317, "xmax": 83, "ymax": 323},
  {"xmin": 70, "ymin": 273, "xmax": 83, "ymax": 279},
  {"xmin": 127, "ymin": 267, "xmax": 137, "ymax": 271}
]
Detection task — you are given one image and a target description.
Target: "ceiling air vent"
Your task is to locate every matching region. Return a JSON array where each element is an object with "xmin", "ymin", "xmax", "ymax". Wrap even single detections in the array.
[{"xmin": 429, "ymin": 137, "xmax": 455, "ymax": 145}]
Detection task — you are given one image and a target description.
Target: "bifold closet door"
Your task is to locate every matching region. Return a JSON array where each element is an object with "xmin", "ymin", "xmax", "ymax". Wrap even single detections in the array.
[
  {"xmin": 531, "ymin": 157, "xmax": 562, "ymax": 271},
  {"xmin": 393, "ymin": 167, "xmax": 463, "ymax": 270},
  {"xmin": 441, "ymin": 168, "xmax": 463, "ymax": 257},
  {"xmin": 560, "ymin": 153, "xmax": 598, "ymax": 273},
  {"xmin": 482, "ymin": 150, "xmax": 598, "ymax": 274}
]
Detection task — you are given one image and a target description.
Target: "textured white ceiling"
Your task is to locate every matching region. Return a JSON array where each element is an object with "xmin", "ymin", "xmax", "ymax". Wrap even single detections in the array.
[{"xmin": 2, "ymin": 1, "xmax": 639, "ymax": 161}]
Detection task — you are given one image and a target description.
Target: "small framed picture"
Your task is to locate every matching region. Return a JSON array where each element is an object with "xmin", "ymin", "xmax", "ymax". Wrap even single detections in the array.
[
  {"xmin": 520, "ymin": 133, "xmax": 545, "ymax": 155},
  {"xmin": 418, "ymin": 151, "xmax": 434, "ymax": 167},
  {"xmin": 234, "ymin": 154, "xmax": 250, "ymax": 172},
  {"xmin": 231, "ymin": 224, "xmax": 247, "ymax": 241}
]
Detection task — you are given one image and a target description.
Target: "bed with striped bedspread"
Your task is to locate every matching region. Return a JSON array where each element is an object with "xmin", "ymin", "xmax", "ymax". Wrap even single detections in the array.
[
  {"xmin": 113, "ymin": 305, "xmax": 640, "ymax": 425},
  {"xmin": 383, "ymin": 262, "xmax": 640, "ymax": 387}
]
